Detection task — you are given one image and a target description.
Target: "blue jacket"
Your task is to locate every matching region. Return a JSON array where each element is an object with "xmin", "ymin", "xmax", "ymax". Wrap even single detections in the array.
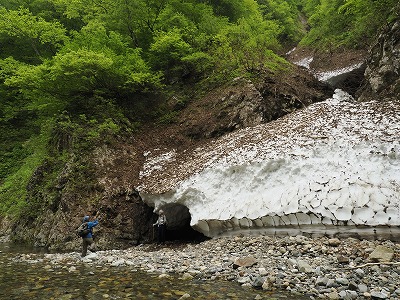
[{"xmin": 84, "ymin": 219, "xmax": 99, "ymax": 238}]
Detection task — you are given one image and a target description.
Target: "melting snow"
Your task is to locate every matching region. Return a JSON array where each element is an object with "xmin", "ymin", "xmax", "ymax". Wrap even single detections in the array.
[
  {"xmin": 315, "ymin": 62, "xmax": 364, "ymax": 82},
  {"xmin": 139, "ymin": 149, "xmax": 176, "ymax": 178},
  {"xmin": 294, "ymin": 56, "xmax": 314, "ymax": 69},
  {"xmin": 138, "ymin": 90, "xmax": 400, "ymax": 237}
]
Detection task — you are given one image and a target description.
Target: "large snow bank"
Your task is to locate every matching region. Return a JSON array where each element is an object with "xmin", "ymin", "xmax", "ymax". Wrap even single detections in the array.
[{"xmin": 139, "ymin": 90, "xmax": 400, "ymax": 237}]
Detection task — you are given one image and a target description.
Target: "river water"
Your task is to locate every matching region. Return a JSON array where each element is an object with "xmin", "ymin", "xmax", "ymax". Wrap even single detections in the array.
[{"xmin": 0, "ymin": 242, "xmax": 308, "ymax": 300}]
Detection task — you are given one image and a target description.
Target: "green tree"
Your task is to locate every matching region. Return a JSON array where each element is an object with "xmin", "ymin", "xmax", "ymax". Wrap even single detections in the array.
[
  {"xmin": 212, "ymin": 8, "xmax": 285, "ymax": 75},
  {"xmin": 0, "ymin": 7, "xmax": 67, "ymax": 63},
  {"xmin": 202, "ymin": 0, "xmax": 259, "ymax": 22},
  {"xmin": 299, "ymin": 0, "xmax": 399, "ymax": 49},
  {"xmin": 257, "ymin": 0, "xmax": 303, "ymax": 44}
]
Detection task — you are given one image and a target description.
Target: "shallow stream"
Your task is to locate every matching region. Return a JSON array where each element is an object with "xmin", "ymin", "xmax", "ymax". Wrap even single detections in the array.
[{"xmin": 0, "ymin": 242, "xmax": 307, "ymax": 300}]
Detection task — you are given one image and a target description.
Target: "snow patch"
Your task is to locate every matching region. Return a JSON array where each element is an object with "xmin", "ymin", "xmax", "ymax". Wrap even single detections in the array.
[
  {"xmin": 315, "ymin": 63, "xmax": 364, "ymax": 82},
  {"xmin": 139, "ymin": 149, "xmax": 176, "ymax": 178},
  {"xmin": 139, "ymin": 90, "xmax": 400, "ymax": 237},
  {"xmin": 294, "ymin": 56, "xmax": 314, "ymax": 69}
]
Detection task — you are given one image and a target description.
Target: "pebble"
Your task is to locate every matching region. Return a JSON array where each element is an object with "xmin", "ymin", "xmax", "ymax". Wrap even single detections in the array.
[{"xmin": 11, "ymin": 235, "xmax": 400, "ymax": 299}]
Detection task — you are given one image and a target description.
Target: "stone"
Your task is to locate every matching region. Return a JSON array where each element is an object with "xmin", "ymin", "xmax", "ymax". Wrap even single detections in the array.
[
  {"xmin": 370, "ymin": 290, "xmax": 389, "ymax": 299},
  {"xmin": 316, "ymin": 276, "xmax": 329, "ymax": 286},
  {"xmin": 261, "ymin": 280, "xmax": 272, "ymax": 291},
  {"xmin": 68, "ymin": 266, "xmax": 77, "ymax": 272},
  {"xmin": 251, "ymin": 275, "xmax": 265, "ymax": 288},
  {"xmin": 368, "ymin": 245, "xmax": 394, "ymax": 262},
  {"xmin": 347, "ymin": 281, "xmax": 358, "ymax": 291},
  {"xmin": 354, "ymin": 268, "xmax": 365, "ymax": 277},
  {"xmin": 328, "ymin": 238, "xmax": 341, "ymax": 246},
  {"xmin": 358, "ymin": 284, "xmax": 368, "ymax": 293},
  {"xmin": 297, "ymin": 259, "xmax": 313, "ymax": 273},
  {"xmin": 327, "ymin": 291, "xmax": 340, "ymax": 299},
  {"xmin": 335, "ymin": 277, "xmax": 349, "ymax": 285},
  {"xmin": 258, "ymin": 267, "xmax": 268, "ymax": 276},
  {"xmin": 337, "ymin": 255, "xmax": 349, "ymax": 264},
  {"xmin": 180, "ymin": 273, "xmax": 193, "ymax": 280},
  {"xmin": 326, "ymin": 279, "xmax": 336, "ymax": 288},
  {"xmin": 233, "ymin": 256, "xmax": 257, "ymax": 268},
  {"xmin": 347, "ymin": 290, "xmax": 359, "ymax": 299}
]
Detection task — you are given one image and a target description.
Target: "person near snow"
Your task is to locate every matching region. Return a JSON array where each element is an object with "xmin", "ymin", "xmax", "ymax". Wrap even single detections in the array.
[
  {"xmin": 153, "ymin": 209, "xmax": 167, "ymax": 243},
  {"xmin": 81, "ymin": 214, "xmax": 99, "ymax": 257}
]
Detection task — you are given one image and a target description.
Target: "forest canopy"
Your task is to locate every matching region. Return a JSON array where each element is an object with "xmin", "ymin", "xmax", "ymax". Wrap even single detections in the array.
[{"xmin": 0, "ymin": 0, "xmax": 398, "ymax": 217}]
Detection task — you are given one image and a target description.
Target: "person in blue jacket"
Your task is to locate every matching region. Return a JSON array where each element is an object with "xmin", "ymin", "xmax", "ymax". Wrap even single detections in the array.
[{"xmin": 81, "ymin": 214, "xmax": 99, "ymax": 257}]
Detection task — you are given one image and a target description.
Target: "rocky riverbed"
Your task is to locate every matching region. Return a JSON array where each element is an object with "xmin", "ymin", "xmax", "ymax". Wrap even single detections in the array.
[{"xmin": 11, "ymin": 235, "xmax": 400, "ymax": 299}]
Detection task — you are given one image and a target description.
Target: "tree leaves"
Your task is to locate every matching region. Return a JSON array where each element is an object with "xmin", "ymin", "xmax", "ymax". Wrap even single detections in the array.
[
  {"xmin": 299, "ymin": 0, "xmax": 399, "ymax": 49},
  {"xmin": 0, "ymin": 7, "xmax": 67, "ymax": 60}
]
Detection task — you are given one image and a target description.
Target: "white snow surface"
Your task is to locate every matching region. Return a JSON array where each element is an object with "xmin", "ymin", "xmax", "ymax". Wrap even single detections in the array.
[
  {"xmin": 315, "ymin": 62, "xmax": 364, "ymax": 82},
  {"xmin": 294, "ymin": 56, "xmax": 314, "ymax": 69},
  {"xmin": 138, "ymin": 90, "xmax": 400, "ymax": 237}
]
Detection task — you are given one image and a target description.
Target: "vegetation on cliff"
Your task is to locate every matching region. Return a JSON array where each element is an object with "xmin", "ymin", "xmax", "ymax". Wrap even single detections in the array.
[{"xmin": 0, "ymin": 0, "xmax": 398, "ymax": 222}]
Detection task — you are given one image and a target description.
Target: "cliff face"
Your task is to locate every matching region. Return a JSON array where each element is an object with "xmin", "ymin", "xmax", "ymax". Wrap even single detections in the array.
[{"xmin": 358, "ymin": 20, "xmax": 400, "ymax": 102}]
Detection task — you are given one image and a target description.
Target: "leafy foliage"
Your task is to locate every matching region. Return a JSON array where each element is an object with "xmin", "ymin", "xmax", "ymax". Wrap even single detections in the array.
[
  {"xmin": 0, "ymin": 7, "xmax": 67, "ymax": 63},
  {"xmin": 299, "ymin": 0, "xmax": 399, "ymax": 49},
  {"xmin": 258, "ymin": 0, "xmax": 304, "ymax": 44}
]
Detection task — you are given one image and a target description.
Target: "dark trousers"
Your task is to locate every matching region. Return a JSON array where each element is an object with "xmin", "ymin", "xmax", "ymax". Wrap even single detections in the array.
[
  {"xmin": 157, "ymin": 224, "xmax": 166, "ymax": 243},
  {"xmin": 82, "ymin": 237, "xmax": 93, "ymax": 257}
]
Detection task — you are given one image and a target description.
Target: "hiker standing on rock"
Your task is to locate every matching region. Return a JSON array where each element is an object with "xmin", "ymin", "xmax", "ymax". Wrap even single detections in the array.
[
  {"xmin": 153, "ymin": 209, "xmax": 167, "ymax": 244},
  {"xmin": 80, "ymin": 214, "xmax": 99, "ymax": 257}
]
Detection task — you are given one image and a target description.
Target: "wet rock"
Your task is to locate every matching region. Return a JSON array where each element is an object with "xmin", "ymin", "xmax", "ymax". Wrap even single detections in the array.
[
  {"xmin": 180, "ymin": 273, "xmax": 193, "ymax": 280},
  {"xmin": 358, "ymin": 20, "xmax": 400, "ymax": 102}
]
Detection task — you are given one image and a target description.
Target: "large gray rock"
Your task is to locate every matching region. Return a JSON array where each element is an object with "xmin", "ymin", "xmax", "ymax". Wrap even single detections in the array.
[{"xmin": 358, "ymin": 18, "xmax": 400, "ymax": 102}]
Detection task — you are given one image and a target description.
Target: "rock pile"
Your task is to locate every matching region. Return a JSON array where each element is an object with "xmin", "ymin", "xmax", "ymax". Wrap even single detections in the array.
[{"xmin": 13, "ymin": 235, "xmax": 400, "ymax": 299}]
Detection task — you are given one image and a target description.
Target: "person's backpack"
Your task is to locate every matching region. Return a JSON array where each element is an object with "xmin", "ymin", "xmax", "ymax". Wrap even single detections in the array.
[{"xmin": 76, "ymin": 222, "xmax": 90, "ymax": 237}]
